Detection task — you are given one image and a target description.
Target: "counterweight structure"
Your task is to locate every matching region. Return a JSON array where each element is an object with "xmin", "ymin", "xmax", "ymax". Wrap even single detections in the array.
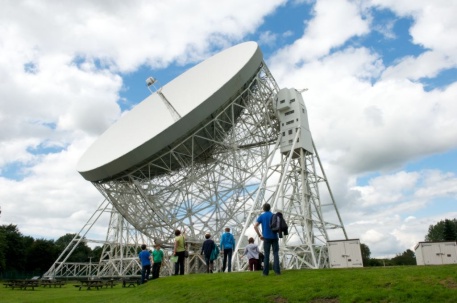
[{"xmin": 45, "ymin": 42, "xmax": 347, "ymax": 278}]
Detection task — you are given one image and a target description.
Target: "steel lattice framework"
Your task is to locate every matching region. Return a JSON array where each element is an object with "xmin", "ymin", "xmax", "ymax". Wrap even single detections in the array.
[
  {"xmin": 94, "ymin": 62, "xmax": 279, "ymax": 245},
  {"xmin": 234, "ymin": 132, "xmax": 348, "ymax": 270},
  {"xmin": 45, "ymin": 60, "xmax": 347, "ymax": 278}
]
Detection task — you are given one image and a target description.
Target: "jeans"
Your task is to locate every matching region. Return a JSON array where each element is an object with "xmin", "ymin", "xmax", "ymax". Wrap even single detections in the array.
[
  {"xmin": 204, "ymin": 256, "xmax": 213, "ymax": 273},
  {"xmin": 248, "ymin": 258, "xmax": 257, "ymax": 271},
  {"xmin": 141, "ymin": 264, "xmax": 151, "ymax": 284},
  {"xmin": 152, "ymin": 262, "xmax": 161, "ymax": 279},
  {"xmin": 174, "ymin": 251, "xmax": 185, "ymax": 275},
  {"xmin": 263, "ymin": 238, "xmax": 280, "ymax": 275},
  {"xmin": 222, "ymin": 248, "xmax": 233, "ymax": 272}
]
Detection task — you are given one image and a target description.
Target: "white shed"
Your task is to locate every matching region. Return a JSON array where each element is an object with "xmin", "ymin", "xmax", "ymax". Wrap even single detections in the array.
[
  {"xmin": 415, "ymin": 241, "xmax": 457, "ymax": 265},
  {"xmin": 328, "ymin": 239, "xmax": 363, "ymax": 268}
]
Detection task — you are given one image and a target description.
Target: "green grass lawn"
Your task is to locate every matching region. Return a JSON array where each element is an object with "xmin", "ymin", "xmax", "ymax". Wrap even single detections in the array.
[{"xmin": 2, "ymin": 265, "xmax": 456, "ymax": 303}]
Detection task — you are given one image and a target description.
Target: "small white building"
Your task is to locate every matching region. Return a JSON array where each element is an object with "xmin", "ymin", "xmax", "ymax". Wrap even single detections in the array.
[
  {"xmin": 415, "ymin": 241, "xmax": 457, "ymax": 265},
  {"xmin": 328, "ymin": 239, "xmax": 363, "ymax": 268}
]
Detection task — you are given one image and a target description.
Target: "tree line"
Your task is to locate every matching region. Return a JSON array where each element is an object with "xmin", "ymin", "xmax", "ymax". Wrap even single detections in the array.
[
  {"xmin": 0, "ymin": 224, "xmax": 102, "ymax": 279},
  {"xmin": 1, "ymin": 218, "xmax": 456, "ymax": 277}
]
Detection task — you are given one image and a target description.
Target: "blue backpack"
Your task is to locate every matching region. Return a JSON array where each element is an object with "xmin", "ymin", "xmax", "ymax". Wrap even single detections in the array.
[{"xmin": 210, "ymin": 244, "xmax": 220, "ymax": 261}]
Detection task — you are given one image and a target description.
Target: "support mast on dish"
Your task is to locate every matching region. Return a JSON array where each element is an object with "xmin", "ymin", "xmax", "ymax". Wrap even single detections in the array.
[{"xmin": 146, "ymin": 76, "xmax": 181, "ymax": 121}]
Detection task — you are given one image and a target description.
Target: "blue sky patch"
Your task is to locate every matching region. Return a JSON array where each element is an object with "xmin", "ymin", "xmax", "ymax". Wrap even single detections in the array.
[
  {"xmin": 24, "ymin": 62, "xmax": 38, "ymax": 74},
  {"xmin": 421, "ymin": 67, "xmax": 457, "ymax": 91},
  {"xmin": 0, "ymin": 162, "xmax": 29, "ymax": 181},
  {"xmin": 26, "ymin": 143, "xmax": 64, "ymax": 155},
  {"xmin": 405, "ymin": 148, "xmax": 457, "ymax": 172}
]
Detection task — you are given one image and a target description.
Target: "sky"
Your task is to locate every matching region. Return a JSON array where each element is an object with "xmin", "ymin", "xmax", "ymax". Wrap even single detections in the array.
[{"xmin": 0, "ymin": 0, "xmax": 456, "ymax": 258}]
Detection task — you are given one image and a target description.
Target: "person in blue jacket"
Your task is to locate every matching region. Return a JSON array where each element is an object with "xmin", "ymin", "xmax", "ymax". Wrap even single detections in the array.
[
  {"xmin": 254, "ymin": 203, "xmax": 280, "ymax": 276},
  {"xmin": 138, "ymin": 244, "xmax": 152, "ymax": 283},
  {"xmin": 220, "ymin": 227, "xmax": 235, "ymax": 272}
]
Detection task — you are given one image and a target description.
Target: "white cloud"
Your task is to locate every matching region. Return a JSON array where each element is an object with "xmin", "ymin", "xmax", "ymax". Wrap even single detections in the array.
[
  {"xmin": 342, "ymin": 170, "xmax": 457, "ymax": 257},
  {"xmin": 271, "ymin": 46, "xmax": 457, "ymax": 176},
  {"xmin": 373, "ymin": 18, "xmax": 396, "ymax": 40},
  {"xmin": 382, "ymin": 51, "xmax": 456, "ymax": 80},
  {"xmin": 0, "ymin": 138, "xmax": 101, "ymax": 239},
  {"xmin": 1, "ymin": 0, "xmax": 286, "ymax": 72},
  {"xmin": 0, "ymin": 0, "xmax": 286, "ymax": 241},
  {"xmin": 369, "ymin": 0, "xmax": 457, "ymax": 55},
  {"xmin": 259, "ymin": 31, "xmax": 278, "ymax": 47},
  {"xmin": 352, "ymin": 171, "xmax": 420, "ymax": 206},
  {"xmin": 270, "ymin": 0, "xmax": 370, "ymax": 71}
]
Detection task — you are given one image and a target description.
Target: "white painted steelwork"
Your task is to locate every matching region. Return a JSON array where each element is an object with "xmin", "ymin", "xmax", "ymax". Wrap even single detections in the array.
[
  {"xmin": 233, "ymin": 88, "xmax": 347, "ymax": 270},
  {"xmin": 48, "ymin": 42, "xmax": 349, "ymax": 277},
  {"xmin": 93, "ymin": 61, "xmax": 281, "ymax": 270}
]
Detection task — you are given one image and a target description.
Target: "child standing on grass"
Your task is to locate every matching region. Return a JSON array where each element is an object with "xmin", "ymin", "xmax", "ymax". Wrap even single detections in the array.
[
  {"xmin": 242, "ymin": 237, "xmax": 260, "ymax": 271},
  {"xmin": 152, "ymin": 243, "xmax": 164, "ymax": 279},
  {"xmin": 139, "ymin": 244, "xmax": 152, "ymax": 284}
]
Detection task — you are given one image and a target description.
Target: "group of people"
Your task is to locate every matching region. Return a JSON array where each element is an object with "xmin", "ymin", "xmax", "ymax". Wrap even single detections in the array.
[
  {"xmin": 139, "ymin": 228, "xmax": 189, "ymax": 280},
  {"xmin": 138, "ymin": 243, "xmax": 164, "ymax": 284},
  {"xmin": 200, "ymin": 226, "xmax": 235, "ymax": 273},
  {"xmin": 138, "ymin": 203, "xmax": 280, "ymax": 282}
]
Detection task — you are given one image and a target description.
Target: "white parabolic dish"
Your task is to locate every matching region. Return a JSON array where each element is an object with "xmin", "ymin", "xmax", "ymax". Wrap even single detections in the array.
[{"xmin": 77, "ymin": 41, "xmax": 263, "ymax": 182}]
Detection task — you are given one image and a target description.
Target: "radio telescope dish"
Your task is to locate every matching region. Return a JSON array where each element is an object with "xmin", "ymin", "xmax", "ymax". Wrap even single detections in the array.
[
  {"xmin": 77, "ymin": 42, "xmax": 262, "ymax": 182},
  {"xmin": 63, "ymin": 41, "xmax": 348, "ymax": 278}
]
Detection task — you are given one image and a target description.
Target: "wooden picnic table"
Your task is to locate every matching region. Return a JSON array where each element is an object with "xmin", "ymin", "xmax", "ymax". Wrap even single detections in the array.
[
  {"xmin": 40, "ymin": 279, "xmax": 66, "ymax": 288},
  {"xmin": 7, "ymin": 279, "xmax": 39, "ymax": 290},
  {"xmin": 75, "ymin": 279, "xmax": 104, "ymax": 290},
  {"xmin": 3, "ymin": 280, "xmax": 15, "ymax": 288},
  {"xmin": 101, "ymin": 279, "xmax": 118, "ymax": 288},
  {"xmin": 122, "ymin": 277, "xmax": 139, "ymax": 288}
]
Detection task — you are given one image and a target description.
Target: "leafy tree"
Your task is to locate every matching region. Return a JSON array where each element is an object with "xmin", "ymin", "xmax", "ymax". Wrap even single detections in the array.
[
  {"xmin": 425, "ymin": 218, "xmax": 457, "ymax": 242},
  {"xmin": 367, "ymin": 258, "xmax": 393, "ymax": 266},
  {"xmin": 391, "ymin": 249, "xmax": 416, "ymax": 265},
  {"xmin": 0, "ymin": 228, "xmax": 7, "ymax": 273},
  {"xmin": 25, "ymin": 239, "xmax": 59, "ymax": 273},
  {"xmin": 0, "ymin": 225, "xmax": 103, "ymax": 276},
  {"xmin": 55, "ymin": 233, "xmax": 92, "ymax": 262},
  {"xmin": 360, "ymin": 243, "xmax": 371, "ymax": 266},
  {"xmin": 0, "ymin": 224, "xmax": 27, "ymax": 272},
  {"xmin": 443, "ymin": 219, "xmax": 457, "ymax": 241},
  {"xmin": 91, "ymin": 246, "xmax": 103, "ymax": 262}
]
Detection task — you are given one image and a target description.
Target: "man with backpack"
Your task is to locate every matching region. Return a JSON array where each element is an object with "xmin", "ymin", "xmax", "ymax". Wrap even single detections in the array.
[
  {"xmin": 254, "ymin": 203, "xmax": 280, "ymax": 276},
  {"xmin": 270, "ymin": 211, "xmax": 289, "ymax": 238}
]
